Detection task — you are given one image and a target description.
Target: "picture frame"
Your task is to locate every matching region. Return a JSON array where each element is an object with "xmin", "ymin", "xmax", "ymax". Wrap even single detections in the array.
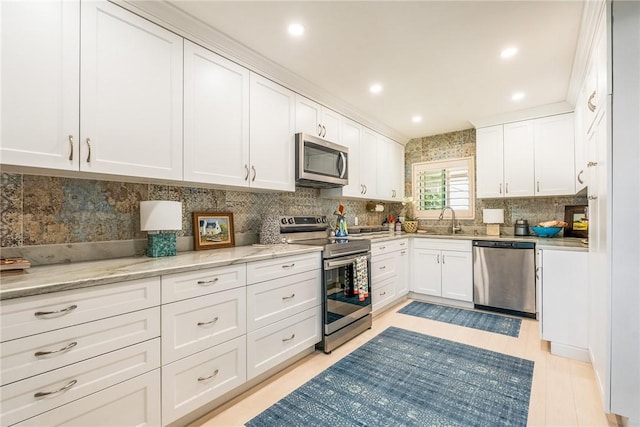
[{"xmin": 193, "ymin": 212, "xmax": 235, "ymax": 250}]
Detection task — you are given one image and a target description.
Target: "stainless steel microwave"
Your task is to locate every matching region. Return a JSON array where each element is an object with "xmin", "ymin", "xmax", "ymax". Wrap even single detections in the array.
[{"xmin": 295, "ymin": 133, "xmax": 348, "ymax": 188}]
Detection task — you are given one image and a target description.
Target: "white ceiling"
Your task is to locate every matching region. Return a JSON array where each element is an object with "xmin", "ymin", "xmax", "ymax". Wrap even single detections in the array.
[{"xmin": 164, "ymin": 1, "xmax": 584, "ymax": 141}]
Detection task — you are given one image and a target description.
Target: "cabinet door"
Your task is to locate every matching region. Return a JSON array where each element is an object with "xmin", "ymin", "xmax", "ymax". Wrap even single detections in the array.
[
  {"xmin": 340, "ymin": 118, "xmax": 364, "ymax": 197},
  {"xmin": 534, "ymin": 114, "xmax": 575, "ymax": 196},
  {"xmin": 321, "ymin": 108, "xmax": 342, "ymax": 143},
  {"xmin": 295, "ymin": 95, "xmax": 323, "ymax": 137},
  {"xmin": 361, "ymin": 128, "xmax": 379, "ymax": 198},
  {"xmin": 184, "ymin": 40, "xmax": 250, "ymax": 186},
  {"xmin": 440, "ymin": 250, "xmax": 472, "ymax": 302},
  {"xmin": 410, "ymin": 248, "xmax": 441, "ymax": 296},
  {"xmin": 80, "ymin": 1, "xmax": 183, "ymax": 180},
  {"xmin": 383, "ymin": 139, "xmax": 405, "ymax": 202},
  {"xmin": 475, "ymin": 125, "xmax": 504, "ymax": 198},
  {"xmin": 249, "ymin": 73, "xmax": 296, "ymax": 191},
  {"xmin": 503, "ymin": 120, "xmax": 535, "ymax": 197},
  {"xmin": 376, "ymin": 136, "xmax": 393, "ymax": 201},
  {"xmin": 1, "ymin": 0, "xmax": 79, "ymax": 170},
  {"xmin": 574, "ymin": 90, "xmax": 588, "ymax": 192},
  {"xmin": 541, "ymin": 250, "xmax": 588, "ymax": 350},
  {"xmin": 396, "ymin": 247, "xmax": 410, "ymax": 296}
]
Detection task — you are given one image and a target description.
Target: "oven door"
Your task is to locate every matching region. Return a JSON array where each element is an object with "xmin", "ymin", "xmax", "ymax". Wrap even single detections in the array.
[
  {"xmin": 323, "ymin": 253, "xmax": 371, "ymax": 335},
  {"xmin": 295, "ymin": 133, "xmax": 348, "ymax": 188}
]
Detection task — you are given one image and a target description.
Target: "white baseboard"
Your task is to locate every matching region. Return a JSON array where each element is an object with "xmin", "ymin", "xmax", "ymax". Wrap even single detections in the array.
[{"xmin": 550, "ymin": 342, "xmax": 591, "ymax": 362}]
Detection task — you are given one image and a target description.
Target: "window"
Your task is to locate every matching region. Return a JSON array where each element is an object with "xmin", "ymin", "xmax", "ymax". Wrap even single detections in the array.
[{"xmin": 412, "ymin": 157, "xmax": 475, "ymax": 219}]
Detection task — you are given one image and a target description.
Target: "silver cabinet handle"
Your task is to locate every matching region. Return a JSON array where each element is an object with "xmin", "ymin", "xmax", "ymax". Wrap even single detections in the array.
[
  {"xmin": 86, "ymin": 138, "xmax": 91, "ymax": 162},
  {"xmin": 577, "ymin": 170, "xmax": 584, "ymax": 184},
  {"xmin": 35, "ymin": 341, "xmax": 78, "ymax": 357},
  {"xmin": 318, "ymin": 124, "xmax": 322, "ymax": 136},
  {"xmin": 505, "ymin": 182, "xmax": 509, "ymax": 194},
  {"xmin": 380, "ymin": 291, "xmax": 386, "ymax": 296},
  {"xmin": 379, "ymin": 265, "xmax": 386, "ymax": 270},
  {"xmin": 244, "ymin": 164, "xmax": 249, "ymax": 181},
  {"xmin": 536, "ymin": 181, "xmax": 540, "ymax": 192},
  {"xmin": 588, "ymin": 195, "xmax": 598, "ymax": 200},
  {"xmin": 400, "ymin": 250, "xmax": 407, "ymax": 255},
  {"xmin": 251, "ymin": 165, "xmax": 256, "ymax": 182},
  {"xmin": 535, "ymin": 267, "xmax": 540, "ymax": 281},
  {"xmin": 442, "ymin": 254, "xmax": 445, "ymax": 264},
  {"xmin": 499, "ymin": 183, "xmax": 502, "ymax": 194},
  {"xmin": 282, "ymin": 333, "xmax": 295, "ymax": 342},
  {"xmin": 34, "ymin": 379, "xmax": 77, "ymax": 398},
  {"xmin": 363, "ymin": 184, "xmax": 367, "ymax": 194},
  {"xmin": 281, "ymin": 263, "xmax": 295, "ymax": 269},
  {"xmin": 436, "ymin": 254, "xmax": 440, "ymax": 264},
  {"xmin": 379, "ymin": 246, "xmax": 386, "ymax": 250},
  {"xmin": 322, "ymin": 125, "xmax": 326, "ymax": 138},
  {"xmin": 35, "ymin": 304, "xmax": 78, "ymax": 318},
  {"xmin": 197, "ymin": 278, "xmax": 219, "ymax": 286},
  {"xmin": 588, "ymin": 90, "xmax": 597, "ymax": 112},
  {"xmin": 587, "ymin": 161, "xmax": 598, "ymax": 167},
  {"xmin": 400, "ymin": 242, "xmax": 406, "ymax": 246},
  {"xmin": 197, "ymin": 369, "xmax": 219, "ymax": 382},
  {"xmin": 282, "ymin": 293, "xmax": 295, "ymax": 300},
  {"xmin": 197, "ymin": 316, "xmax": 219, "ymax": 327},
  {"xmin": 68, "ymin": 135, "xmax": 74, "ymax": 161}
]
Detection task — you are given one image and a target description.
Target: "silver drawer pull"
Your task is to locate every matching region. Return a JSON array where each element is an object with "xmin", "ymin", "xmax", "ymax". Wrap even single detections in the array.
[
  {"xmin": 197, "ymin": 369, "xmax": 219, "ymax": 382},
  {"xmin": 587, "ymin": 161, "xmax": 599, "ymax": 167},
  {"xmin": 588, "ymin": 195, "xmax": 598, "ymax": 200},
  {"xmin": 34, "ymin": 379, "xmax": 77, "ymax": 398},
  {"xmin": 281, "ymin": 263, "xmax": 295, "ymax": 269},
  {"xmin": 282, "ymin": 333, "xmax": 295, "ymax": 342},
  {"xmin": 197, "ymin": 278, "xmax": 219, "ymax": 285},
  {"xmin": 379, "ymin": 246, "xmax": 386, "ymax": 250},
  {"xmin": 400, "ymin": 251, "xmax": 407, "ymax": 255},
  {"xmin": 282, "ymin": 293, "xmax": 295, "ymax": 300},
  {"xmin": 380, "ymin": 291, "xmax": 386, "ymax": 296},
  {"xmin": 379, "ymin": 266, "xmax": 386, "ymax": 270},
  {"xmin": 197, "ymin": 316, "xmax": 219, "ymax": 326},
  {"xmin": 35, "ymin": 341, "xmax": 78, "ymax": 357},
  {"xmin": 34, "ymin": 304, "xmax": 78, "ymax": 318}
]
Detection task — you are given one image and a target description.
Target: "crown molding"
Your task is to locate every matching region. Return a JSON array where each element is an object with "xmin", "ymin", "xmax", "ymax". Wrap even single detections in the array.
[
  {"xmin": 469, "ymin": 101, "xmax": 574, "ymax": 129},
  {"xmin": 113, "ymin": 0, "xmax": 409, "ymax": 144},
  {"xmin": 566, "ymin": 0, "xmax": 608, "ymax": 106}
]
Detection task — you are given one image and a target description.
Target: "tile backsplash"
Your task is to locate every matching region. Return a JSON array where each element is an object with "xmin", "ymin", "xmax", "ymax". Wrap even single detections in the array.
[{"xmin": 1, "ymin": 127, "xmax": 587, "ymax": 264}]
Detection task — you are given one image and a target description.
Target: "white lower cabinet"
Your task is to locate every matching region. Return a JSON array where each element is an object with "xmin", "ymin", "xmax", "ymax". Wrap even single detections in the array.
[
  {"xmin": 410, "ymin": 239, "xmax": 472, "ymax": 303},
  {"xmin": 1, "ymin": 339, "xmax": 160, "ymax": 426},
  {"xmin": 246, "ymin": 305, "xmax": 322, "ymax": 380},
  {"xmin": 161, "ymin": 336, "xmax": 246, "ymax": 424},
  {"xmin": 371, "ymin": 239, "xmax": 409, "ymax": 314},
  {"xmin": 14, "ymin": 370, "xmax": 161, "ymax": 427},
  {"xmin": 540, "ymin": 249, "xmax": 589, "ymax": 361}
]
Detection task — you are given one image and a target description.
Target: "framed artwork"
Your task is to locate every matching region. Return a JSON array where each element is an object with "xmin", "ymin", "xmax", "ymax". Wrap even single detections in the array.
[{"xmin": 193, "ymin": 212, "xmax": 235, "ymax": 250}]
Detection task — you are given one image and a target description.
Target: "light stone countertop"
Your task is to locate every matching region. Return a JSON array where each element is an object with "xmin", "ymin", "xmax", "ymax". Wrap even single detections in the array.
[{"xmin": 0, "ymin": 244, "xmax": 322, "ymax": 301}]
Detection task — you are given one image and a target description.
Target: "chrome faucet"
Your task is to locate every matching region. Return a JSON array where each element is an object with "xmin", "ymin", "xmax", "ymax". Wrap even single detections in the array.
[{"xmin": 438, "ymin": 206, "xmax": 461, "ymax": 234}]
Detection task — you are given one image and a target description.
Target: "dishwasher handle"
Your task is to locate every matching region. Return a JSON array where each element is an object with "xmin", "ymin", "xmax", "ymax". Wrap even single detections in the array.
[{"xmin": 472, "ymin": 240, "xmax": 535, "ymax": 249}]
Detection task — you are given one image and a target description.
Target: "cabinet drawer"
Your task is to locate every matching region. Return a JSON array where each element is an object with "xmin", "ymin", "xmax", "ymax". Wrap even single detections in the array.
[
  {"xmin": 247, "ymin": 305, "xmax": 321, "ymax": 380},
  {"xmin": 14, "ymin": 370, "xmax": 161, "ymax": 427},
  {"xmin": 412, "ymin": 238, "xmax": 471, "ymax": 252},
  {"xmin": 1, "ymin": 338, "xmax": 160, "ymax": 426},
  {"xmin": 162, "ymin": 287, "xmax": 246, "ymax": 364},
  {"xmin": 371, "ymin": 253, "xmax": 397, "ymax": 282},
  {"xmin": 371, "ymin": 238, "xmax": 407, "ymax": 256},
  {"xmin": 161, "ymin": 336, "xmax": 246, "ymax": 424},
  {"xmin": 1, "ymin": 278, "xmax": 161, "ymax": 342},
  {"xmin": 162, "ymin": 265, "xmax": 246, "ymax": 303},
  {"xmin": 246, "ymin": 253, "xmax": 321, "ymax": 285},
  {"xmin": 372, "ymin": 275, "xmax": 397, "ymax": 312},
  {"xmin": 1, "ymin": 307, "xmax": 160, "ymax": 386},
  {"xmin": 247, "ymin": 269, "xmax": 321, "ymax": 332}
]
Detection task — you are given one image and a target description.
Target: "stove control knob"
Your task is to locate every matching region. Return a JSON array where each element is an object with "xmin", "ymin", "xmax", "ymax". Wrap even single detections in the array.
[
  {"xmin": 288, "ymin": 217, "xmax": 295, "ymax": 224},
  {"xmin": 280, "ymin": 217, "xmax": 288, "ymax": 225},
  {"xmin": 322, "ymin": 217, "xmax": 327, "ymax": 223},
  {"xmin": 316, "ymin": 218, "xmax": 321, "ymax": 223}
]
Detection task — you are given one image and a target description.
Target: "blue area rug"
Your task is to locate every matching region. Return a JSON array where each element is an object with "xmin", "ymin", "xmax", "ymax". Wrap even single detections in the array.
[
  {"xmin": 247, "ymin": 326, "xmax": 534, "ymax": 427},
  {"xmin": 398, "ymin": 301, "xmax": 522, "ymax": 337}
]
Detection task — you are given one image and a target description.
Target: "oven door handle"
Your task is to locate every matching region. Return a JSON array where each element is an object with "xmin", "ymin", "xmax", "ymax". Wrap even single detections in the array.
[{"xmin": 325, "ymin": 254, "xmax": 370, "ymax": 269}]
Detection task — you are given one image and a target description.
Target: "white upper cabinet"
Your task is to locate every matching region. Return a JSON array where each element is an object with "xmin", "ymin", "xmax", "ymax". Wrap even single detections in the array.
[
  {"xmin": 534, "ymin": 113, "xmax": 575, "ymax": 196},
  {"xmin": 80, "ymin": 1, "xmax": 183, "ymax": 180},
  {"xmin": 377, "ymin": 136, "xmax": 404, "ymax": 202},
  {"xmin": 337, "ymin": 118, "xmax": 364, "ymax": 198},
  {"xmin": 183, "ymin": 40, "xmax": 250, "ymax": 186},
  {"xmin": 1, "ymin": 0, "xmax": 80, "ymax": 170},
  {"xmin": 476, "ymin": 113, "xmax": 575, "ymax": 198},
  {"xmin": 295, "ymin": 96, "xmax": 341, "ymax": 143},
  {"xmin": 249, "ymin": 73, "xmax": 296, "ymax": 192},
  {"xmin": 361, "ymin": 128, "xmax": 380, "ymax": 199}
]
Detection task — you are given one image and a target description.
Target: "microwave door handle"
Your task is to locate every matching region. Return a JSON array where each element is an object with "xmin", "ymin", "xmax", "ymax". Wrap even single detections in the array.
[{"xmin": 338, "ymin": 152, "xmax": 347, "ymax": 178}]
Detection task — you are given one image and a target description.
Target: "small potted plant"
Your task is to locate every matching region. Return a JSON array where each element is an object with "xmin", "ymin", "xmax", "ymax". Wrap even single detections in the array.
[{"xmin": 402, "ymin": 199, "xmax": 419, "ymax": 233}]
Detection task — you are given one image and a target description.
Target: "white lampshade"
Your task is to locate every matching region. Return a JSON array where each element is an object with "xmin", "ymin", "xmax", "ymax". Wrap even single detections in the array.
[
  {"xmin": 140, "ymin": 201, "xmax": 182, "ymax": 231},
  {"xmin": 483, "ymin": 209, "xmax": 504, "ymax": 224}
]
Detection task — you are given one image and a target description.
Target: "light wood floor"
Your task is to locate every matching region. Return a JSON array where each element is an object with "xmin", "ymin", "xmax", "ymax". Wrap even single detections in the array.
[{"xmin": 190, "ymin": 299, "xmax": 619, "ymax": 427}]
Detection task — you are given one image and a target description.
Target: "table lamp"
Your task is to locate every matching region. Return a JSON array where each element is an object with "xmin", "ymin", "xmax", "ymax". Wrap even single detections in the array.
[
  {"xmin": 140, "ymin": 201, "xmax": 182, "ymax": 257},
  {"xmin": 483, "ymin": 208, "xmax": 504, "ymax": 236}
]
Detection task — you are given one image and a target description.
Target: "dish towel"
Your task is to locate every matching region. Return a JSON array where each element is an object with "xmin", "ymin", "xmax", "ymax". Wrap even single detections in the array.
[{"xmin": 354, "ymin": 256, "xmax": 369, "ymax": 301}]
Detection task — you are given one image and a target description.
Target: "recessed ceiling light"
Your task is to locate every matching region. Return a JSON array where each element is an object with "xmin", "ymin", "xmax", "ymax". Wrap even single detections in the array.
[
  {"xmin": 369, "ymin": 83, "xmax": 383, "ymax": 94},
  {"xmin": 501, "ymin": 47, "xmax": 518, "ymax": 59},
  {"xmin": 288, "ymin": 23, "xmax": 305, "ymax": 37},
  {"xmin": 512, "ymin": 91, "xmax": 525, "ymax": 101},
  {"xmin": 412, "ymin": 115, "xmax": 423, "ymax": 123}
]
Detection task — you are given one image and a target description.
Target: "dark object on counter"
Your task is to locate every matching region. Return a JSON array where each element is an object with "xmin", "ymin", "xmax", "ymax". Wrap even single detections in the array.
[
  {"xmin": 514, "ymin": 219, "xmax": 530, "ymax": 236},
  {"xmin": 564, "ymin": 205, "xmax": 589, "ymax": 238}
]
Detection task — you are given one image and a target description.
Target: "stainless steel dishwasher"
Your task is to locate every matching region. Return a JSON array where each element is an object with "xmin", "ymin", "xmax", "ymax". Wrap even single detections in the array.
[{"xmin": 472, "ymin": 240, "xmax": 536, "ymax": 318}]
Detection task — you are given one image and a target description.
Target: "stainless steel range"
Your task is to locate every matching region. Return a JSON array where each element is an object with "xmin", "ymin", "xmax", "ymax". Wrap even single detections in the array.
[{"xmin": 280, "ymin": 215, "xmax": 372, "ymax": 353}]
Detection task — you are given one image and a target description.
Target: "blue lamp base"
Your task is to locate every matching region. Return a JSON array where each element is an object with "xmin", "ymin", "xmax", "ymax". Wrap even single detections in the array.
[{"xmin": 146, "ymin": 233, "xmax": 177, "ymax": 257}]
